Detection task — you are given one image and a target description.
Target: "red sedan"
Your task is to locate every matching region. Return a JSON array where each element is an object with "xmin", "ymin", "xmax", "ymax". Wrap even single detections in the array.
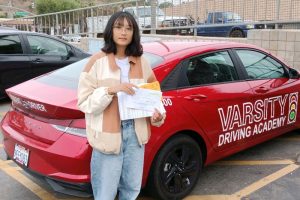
[{"xmin": 1, "ymin": 41, "xmax": 300, "ymax": 200}]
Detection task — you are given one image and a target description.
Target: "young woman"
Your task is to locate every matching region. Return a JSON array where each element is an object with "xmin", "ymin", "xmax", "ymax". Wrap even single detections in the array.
[{"xmin": 77, "ymin": 11, "xmax": 165, "ymax": 200}]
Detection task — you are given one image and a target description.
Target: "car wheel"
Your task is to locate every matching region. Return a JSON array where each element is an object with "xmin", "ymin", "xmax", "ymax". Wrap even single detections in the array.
[
  {"xmin": 147, "ymin": 135, "xmax": 202, "ymax": 200},
  {"xmin": 229, "ymin": 29, "xmax": 244, "ymax": 37}
]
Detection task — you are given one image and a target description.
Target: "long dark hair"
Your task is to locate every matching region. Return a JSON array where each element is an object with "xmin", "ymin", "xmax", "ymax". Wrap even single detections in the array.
[{"xmin": 101, "ymin": 11, "xmax": 143, "ymax": 57}]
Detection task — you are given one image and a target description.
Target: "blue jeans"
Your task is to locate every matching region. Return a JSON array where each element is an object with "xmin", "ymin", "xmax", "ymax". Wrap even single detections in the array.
[{"xmin": 91, "ymin": 119, "xmax": 145, "ymax": 200}]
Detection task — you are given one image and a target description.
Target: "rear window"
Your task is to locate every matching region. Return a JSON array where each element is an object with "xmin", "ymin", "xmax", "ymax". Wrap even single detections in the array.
[
  {"xmin": 0, "ymin": 35, "xmax": 23, "ymax": 54},
  {"xmin": 143, "ymin": 52, "xmax": 164, "ymax": 68},
  {"xmin": 37, "ymin": 52, "xmax": 164, "ymax": 89}
]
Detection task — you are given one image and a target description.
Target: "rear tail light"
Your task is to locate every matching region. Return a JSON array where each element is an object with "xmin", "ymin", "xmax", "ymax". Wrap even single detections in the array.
[{"xmin": 52, "ymin": 124, "xmax": 86, "ymax": 137}]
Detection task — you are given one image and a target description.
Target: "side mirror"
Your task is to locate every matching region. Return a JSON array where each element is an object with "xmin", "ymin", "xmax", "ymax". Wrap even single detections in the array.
[
  {"xmin": 62, "ymin": 50, "xmax": 74, "ymax": 60},
  {"xmin": 289, "ymin": 68, "xmax": 300, "ymax": 79},
  {"xmin": 67, "ymin": 50, "xmax": 75, "ymax": 57}
]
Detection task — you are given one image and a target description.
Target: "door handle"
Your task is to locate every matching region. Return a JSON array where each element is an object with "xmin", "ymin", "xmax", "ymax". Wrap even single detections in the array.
[
  {"xmin": 255, "ymin": 87, "xmax": 269, "ymax": 93},
  {"xmin": 184, "ymin": 94, "xmax": 207, "ymax": 102},
  {"xmin": 32, "ymin": 58, "xmax": 43, "ymax": 63}
]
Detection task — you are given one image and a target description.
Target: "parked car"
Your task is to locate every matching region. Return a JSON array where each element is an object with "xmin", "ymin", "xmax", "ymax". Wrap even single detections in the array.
[
  {"xmin": 0, "ymin": 29, "xmax": 90, "ymax": 99},
  {"xmin": 86, "ymin": 6, "xmax": 192, "ymax": 37},
  {"xmin": 197, "ymin": 12, "xmax": 256, "ymax": 37},
  {"xmin": 1, "ymin": 41, "xmax": 300, "ymax": 200}
]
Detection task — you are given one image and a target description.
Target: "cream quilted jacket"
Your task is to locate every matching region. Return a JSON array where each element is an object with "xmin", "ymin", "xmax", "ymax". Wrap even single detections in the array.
[{"xmin": 77, "ymin": 52, "xmax": 165, "ymax": 154}]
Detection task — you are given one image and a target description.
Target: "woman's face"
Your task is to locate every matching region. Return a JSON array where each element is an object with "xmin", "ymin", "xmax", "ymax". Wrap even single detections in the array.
[{"xmin": 113, "ymin": 18, "xmax": 133, "ymax": 48}]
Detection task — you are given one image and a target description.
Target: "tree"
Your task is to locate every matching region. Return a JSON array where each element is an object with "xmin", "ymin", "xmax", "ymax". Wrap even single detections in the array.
[
  {"xmin": 159, "ymin": 2, "xmax": 173, "ymax": 9},
  {"xmin": 36, "ymin": 0, "xmax": 80, "ymax": 14}
]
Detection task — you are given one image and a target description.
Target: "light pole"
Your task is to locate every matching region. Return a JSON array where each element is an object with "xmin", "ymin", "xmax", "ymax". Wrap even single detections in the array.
[{"xmin": 8, "ymin": 0, "xmax": 13, "ymax": 18}]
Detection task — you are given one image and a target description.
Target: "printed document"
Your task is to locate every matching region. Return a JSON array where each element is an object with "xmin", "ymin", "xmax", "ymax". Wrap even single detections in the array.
[{"xmin": 117, "ymin": 87, "xmax": 165, "ymax": 120}]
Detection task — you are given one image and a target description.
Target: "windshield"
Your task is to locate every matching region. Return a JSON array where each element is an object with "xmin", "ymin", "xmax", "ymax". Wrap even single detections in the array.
[
  {"xmin": 37, "ymin": 52, "xmax": 164, "ymax": 89},
  {"xmin": 225, "ymin": 12, "xmax": 242, "ymax": 21}
]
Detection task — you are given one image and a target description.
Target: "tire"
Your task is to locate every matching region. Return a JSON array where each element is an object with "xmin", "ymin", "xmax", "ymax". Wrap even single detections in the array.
[
  {"xmin": 4, "ymin": 150, "xmax": 11, "ymax": 160},
  {"xmin": 147, "ymin": 135, "xmax": 203, "ymax": 200},
  {"xmin": 229, "ymin": 29, "xmax": 244, "ymax": 38}
]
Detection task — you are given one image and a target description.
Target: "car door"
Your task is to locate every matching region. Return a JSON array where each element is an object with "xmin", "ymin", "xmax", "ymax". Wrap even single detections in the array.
[
  {"xmin": 25, "ymin": 34, "xmax": 75, "ymax": 78},
  {"xmin": 0, "ymin": 34, "xmax": 31, "ymax": 97},
  {"xmin": 174, "ymin": 50, "xmax": 253, "ymax": 151},
  {"xmin": 234, "ymin": 49, "xmax": 300, "ymax": 139}
]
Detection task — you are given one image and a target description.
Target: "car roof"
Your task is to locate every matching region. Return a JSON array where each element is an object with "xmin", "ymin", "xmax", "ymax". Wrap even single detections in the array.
[
  {"xmin": 0, "ymin": 29, "xmax": 54, "ymax": 38},
  {"xmin": 0, "ymin": 29, "xmax": 49, "ymax": 35},
  {"xmin": 0, "ymin": 26, "xmax": 18, "ymax": 30},
  {"xmin": 0, "ymin": 29, "xmax": 21, "ymax": 33},
  {"xmin": 143, "ymin": 41, "xmax": 261, "ymax": 58}
]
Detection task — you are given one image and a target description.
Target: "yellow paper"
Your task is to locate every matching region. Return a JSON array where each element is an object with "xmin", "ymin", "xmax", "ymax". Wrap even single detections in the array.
[{"xmin": 139, "ymin": 81, "xmax": 161, "ymax": 91}]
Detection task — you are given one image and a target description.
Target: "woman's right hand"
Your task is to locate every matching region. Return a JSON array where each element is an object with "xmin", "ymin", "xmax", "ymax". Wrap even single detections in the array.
[{"xmin": 107, "ymin": 83, "xmax": 138, "ymax": 95}]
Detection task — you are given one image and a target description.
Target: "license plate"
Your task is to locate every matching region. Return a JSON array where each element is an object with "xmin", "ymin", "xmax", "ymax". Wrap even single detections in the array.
[{"xmin": 13, "ymin": 144, "xmax": 29, "ymax": 167}]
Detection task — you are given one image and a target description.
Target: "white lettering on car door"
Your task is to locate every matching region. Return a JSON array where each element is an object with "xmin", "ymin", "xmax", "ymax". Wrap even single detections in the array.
[{"xmin": 217, "ymin": 93, "xmax": 297, "ymax": 147}]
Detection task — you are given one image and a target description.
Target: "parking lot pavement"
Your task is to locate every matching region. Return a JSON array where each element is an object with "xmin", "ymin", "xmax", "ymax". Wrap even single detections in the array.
[{"xmin": 0, "ymin": 101, "xmax": 300, "ymax": 200}]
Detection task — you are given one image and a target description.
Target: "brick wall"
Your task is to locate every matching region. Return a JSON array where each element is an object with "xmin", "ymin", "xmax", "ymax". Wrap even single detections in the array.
[{"xmin": 163, "ymin": 0, "xmax": 300, "ymax": 22}]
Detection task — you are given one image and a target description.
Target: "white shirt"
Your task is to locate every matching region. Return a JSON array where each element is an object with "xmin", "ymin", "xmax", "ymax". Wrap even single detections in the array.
[{"xmin": 115, "ymin": 57, "xmax": 130, "ymax": 83}]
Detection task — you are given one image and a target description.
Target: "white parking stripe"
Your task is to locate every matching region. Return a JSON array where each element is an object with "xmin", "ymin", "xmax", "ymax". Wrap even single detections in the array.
[
  {"xmin": 214, "ymin": 160, "xmax": 295, "ymax": 165},
  {"xmin": 233, "ymin": 164, "xmax": 300, "ymax": 198},
  {"xmin": 184, "ymin": 195, "xmax": 234, "ymax": 200},
  {"xmin": 0, "ymin": 159, "xmax": 57, "ymax": 200}
]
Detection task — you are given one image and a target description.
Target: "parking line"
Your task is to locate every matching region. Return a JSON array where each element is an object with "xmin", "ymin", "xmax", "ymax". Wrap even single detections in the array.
[
  {"xmin": 4, "ymin": 160, "xmax": 13, "ymax": 164},
  {"xmin": 184, "ymin": 195, "xmax": 235, "ymax": 200},
  {"xmin": 0, "ymin": 159, "xmax": 57, "ymax": 200},
  {"xmin": 232, "ymin": 164, "xmax": 300, "ymax": 198},
  {"xmin": 214, "ymin": 160, "xmax": 295, "ymax": 166}
]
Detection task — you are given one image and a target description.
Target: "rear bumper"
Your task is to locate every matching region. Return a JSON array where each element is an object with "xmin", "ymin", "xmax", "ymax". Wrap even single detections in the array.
[
  {"xmin": 1, "ymin": 111, "xmax": 92, "ymax": 190},
  {"xmin": 6, "ymin": 151, "xmax": 92, "ymax": 197}
]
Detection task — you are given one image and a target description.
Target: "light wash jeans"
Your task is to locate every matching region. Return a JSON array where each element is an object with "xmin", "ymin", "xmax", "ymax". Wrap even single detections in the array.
[{"xmin": 91, "ymin": 119, "xmax": 145, "ymax": 200}]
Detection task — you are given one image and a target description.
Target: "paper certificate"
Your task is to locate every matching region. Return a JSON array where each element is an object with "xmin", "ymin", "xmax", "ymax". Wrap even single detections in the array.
[{"xmin": 117, "ymin": 87, "xmax": 165, "ymax": 120}]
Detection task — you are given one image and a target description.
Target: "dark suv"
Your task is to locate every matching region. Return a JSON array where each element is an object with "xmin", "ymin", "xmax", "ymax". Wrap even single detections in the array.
[{"xmin": 0, "ymin": 29, "xmax": 90, "ymax": 99}]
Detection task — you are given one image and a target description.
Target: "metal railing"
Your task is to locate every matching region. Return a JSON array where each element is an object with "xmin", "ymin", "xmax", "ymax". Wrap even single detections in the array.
[{"xmin": 1, "ymin": 0, "xmax": 300, "ymax": 37}]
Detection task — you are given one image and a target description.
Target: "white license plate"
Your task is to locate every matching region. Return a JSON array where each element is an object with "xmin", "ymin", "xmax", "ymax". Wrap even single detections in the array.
[{"xmin": 13, "ymin": 144, "xmax": 29, "ymax": 167}]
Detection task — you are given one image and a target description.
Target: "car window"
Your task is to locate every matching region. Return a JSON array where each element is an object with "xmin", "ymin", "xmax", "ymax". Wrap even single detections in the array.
[
  {"xmin": 186, "ymin": 51, "xmax": 238, "ymax": 86},
  {"xmin": 236, "ymin": 50, "xmax": 286, "ymax": 79},
  {"xmin": 37, "ymin": 52, "xmax": 164, "ymax": 89},
  {"xmin": 143, "ymin": 52, "xmax": 164, "ymax": 68},
  {"xmin": 0, "ymin": 35, "xmax": 23, "ymax": 54},
  {"xmin": 27, "ymin": 35, "xmax": 68, "ymax": 56}
]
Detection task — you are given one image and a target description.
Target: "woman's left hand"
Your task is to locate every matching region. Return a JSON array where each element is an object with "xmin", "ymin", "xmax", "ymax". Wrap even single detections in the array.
[{"xmin": 151, "ymin": 108, "xmax": 163, "ymax": 123}]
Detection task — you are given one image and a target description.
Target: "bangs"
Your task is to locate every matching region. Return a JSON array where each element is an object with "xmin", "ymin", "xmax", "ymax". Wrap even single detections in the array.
[{"xmin": 114, "ymin": 15, "xmax": 133, "ymax": 27}]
